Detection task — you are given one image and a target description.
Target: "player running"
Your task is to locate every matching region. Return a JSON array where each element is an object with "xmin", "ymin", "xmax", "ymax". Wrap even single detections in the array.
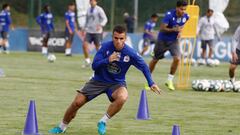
[
  {"xmin": 140, "ymin": 13, "xmax": 158, "ymax": 56},
  {"xmin": 148, "ymin": 0, "xmax": 189, "ymax": 90},
  {"xmin": 49, "ymin": 25, "xmax": 161, "ymax": 135}
]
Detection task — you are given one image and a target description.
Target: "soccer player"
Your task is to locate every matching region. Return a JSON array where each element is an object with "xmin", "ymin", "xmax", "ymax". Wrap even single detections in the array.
[
  {"xmin": 49, "ymin": 25, "xmax": 161, "ymax": 135},
  {"xmin": 229, "ymin": 25, "xmax": 240, "ymax": 83},
  {"xmin": 82, "ymin": 0, "xmax": 108, "ymax": 67},
  {"xmin": 197, "ymin": 9, "xmax": 220, "ymax": 66},
  {"xmin": 148, "ymin": 0, "xmax": 189, "ymax": 90},
  {"xmin": 64, "ymin": 3, "xmax": 77, "ymax": 56},
  {"xmin": 0, "ymin": 3, "xmax": 12, "ymax": 54},
  {"xmin": 36, "ymin": 5, "xmax": 54, "ymax": 55},
  {"xmin": 140, "ymin": 13, "xmax": 158, "ymax": 56}
]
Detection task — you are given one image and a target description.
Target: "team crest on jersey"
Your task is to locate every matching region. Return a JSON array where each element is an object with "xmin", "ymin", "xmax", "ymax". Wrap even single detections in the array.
[
  {"xmin": 177, "ymin": 18, "xmax": 181, "ymax": 23},
  {"xmin": 123, "ymin": 55, "xmax": 130, "ymax": 62},
  {"xmin": 182, "ymin": 17, "xmax": 186, "ymax": 23}
]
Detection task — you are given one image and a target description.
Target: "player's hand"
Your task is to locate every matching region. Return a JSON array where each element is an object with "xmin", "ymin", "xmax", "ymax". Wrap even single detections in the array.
[
  {"xmin": 232, "ymin": 52, "xmax": 238, "ymax": 63},
  {"xmin": 96, "ymin": 24, "xmax": 102, "ymax": 32},
  {"xmin": 173, "ymin": 25, "xmax": 182, "ymax": 32},
  {"xmin": 150, "ymin": 84, "xmax": 161, "ymax": 95},
  {"xmin": 109, "ymin": 51, "xmax": 121, "ymax": 62}
]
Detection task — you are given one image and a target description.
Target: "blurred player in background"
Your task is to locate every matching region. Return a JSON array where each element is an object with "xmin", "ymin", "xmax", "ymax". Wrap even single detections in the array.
[
  {"xmin": 197, "ymin": 9, "xmax": 220, "ymax": 66},
  {"xmin": 148, "ymin": 0, "xmax": 189, "ymax": 90},
  {"xmin": 123, "ymin": 12, "xmax": 135, "ymax": 33},
  {"xmin": 0, "ymin": 3, "xmax": 12, "ymax": 54},
  {"xmin": 82, "ymin": 0, "xmax": 108, "ymax": 68},
  {"xmin": 64, "ymin": 3, "xmax": 77, "ymax": 56},
  {"xmin": 229, "ymin": 25, "xmax": 240, "ymax": 83},
  {"xmin": 140, "ymin": 13, "xmax": 158, "ymax": 56},
  {"xmin": 36, "ymin": 5, "xmax": 54, "ymax": 55},
  {"xmin": 49, "ymin": 25, "xmax": 161, "ymax": 135}
]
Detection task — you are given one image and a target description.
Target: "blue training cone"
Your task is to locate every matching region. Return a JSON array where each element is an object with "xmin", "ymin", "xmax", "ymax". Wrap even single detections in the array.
[
  {"xmin": 136, "ymin": 90, "xmax": 150, "ymax": 120},
  {"xmin": 172, "ymin": 124, "xmax": 180, "ymax": 135},
  {"xmin": 23, "ymin": 100, "xmax": 40, "ymax": 135}
]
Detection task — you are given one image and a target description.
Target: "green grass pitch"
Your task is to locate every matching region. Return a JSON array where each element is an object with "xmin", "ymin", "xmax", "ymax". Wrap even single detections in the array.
[{"xmin": 0, "ymin": 52, "xmax": 239, "ymax": 135}]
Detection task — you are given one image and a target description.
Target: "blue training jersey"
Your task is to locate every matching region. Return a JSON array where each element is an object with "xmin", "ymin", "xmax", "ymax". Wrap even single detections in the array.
[
  {"xmin": 158, "ymin": 9, "xmax": 189, "ymax": 41},
  {"xmin": 143, "ymin": 19, "xmax": 156, "ymax": 39},
  {"xmin": 0, "ymin": 10, "xmax": 12, "ymax": 32},
  {"xmin": 65, "ymin": 10, "xmax": 75, "ymax": 32},
  {"xmin": 36, "ymin": 12, "xmax": 54, "ymax": 33},
  {"xmin": 92, "ymin": 41, "xmax": 154, "ymax": 87}
]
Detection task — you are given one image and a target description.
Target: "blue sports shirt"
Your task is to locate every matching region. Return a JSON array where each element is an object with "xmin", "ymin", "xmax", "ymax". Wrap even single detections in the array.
[
  {"xmin": 65, "ymin": 11, "xmax": 75, "ymax": 33},
  {"xmin": 92, "ymin": 41, "xmax": 154, "ymax": 87},
  {"xmin": 0, "ymin": 10, "xmax": 12, "ymax": 32},
  {"xmin": 143, "ymin": 19, "xmax": 156, "ymax": 39},
  {"xmin": 36, "ymin": 12, "xmax": 54, "ymax": 33},
  {"xmin": 158, "ymin": 9, "xmax": 189, "ymax": 41}
]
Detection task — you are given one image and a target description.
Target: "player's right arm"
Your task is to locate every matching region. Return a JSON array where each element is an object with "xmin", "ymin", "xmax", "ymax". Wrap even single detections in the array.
[
  {"xmin": 65, "ymin": 12, "xmax": 73, "ymax": 34},
  {"xmin": 160, "ymin": 11, "xmax": 181, "ymax": 33}
]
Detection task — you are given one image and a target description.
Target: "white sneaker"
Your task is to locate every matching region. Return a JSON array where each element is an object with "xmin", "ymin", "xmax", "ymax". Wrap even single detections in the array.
[{"xmin": 81, "ymin": 62, "xmax": 91, "ymax": 68}]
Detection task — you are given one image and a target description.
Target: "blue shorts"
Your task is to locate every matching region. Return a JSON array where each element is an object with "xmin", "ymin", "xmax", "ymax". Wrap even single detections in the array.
[
  {"xmin": 65, "ymin": 30, "xmax": 74, "ymax": 42},
  {"xmin": 77, "ymin": 79, "xmax": 126, "ymax": 102}
]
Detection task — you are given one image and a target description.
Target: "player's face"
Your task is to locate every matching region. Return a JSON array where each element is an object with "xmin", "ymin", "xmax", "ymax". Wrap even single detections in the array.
[
  {"xmin": 90, "ymin": 0, "xmax": 97, "ymax": 7},
  {"xmin": 207, "ymin": 11, "xmax": 213, "ymax": 17},
  {"xmin": 176, "ymin": 6, "xmax": 187, "ymax": 17},
  {"xmin": 6, "ymin": 6, "xmax": 10, "ymax": 11},
  {"xmin": 113, "ymin": 32, "xmax": 126, "ymax": 51},
  {"xmin": 69, "ymin": 5, "xmax": 75, "ymax": 11},
  {"xmin": 152, "ymin": 17, "xmax": 158, "ymax": 22}
]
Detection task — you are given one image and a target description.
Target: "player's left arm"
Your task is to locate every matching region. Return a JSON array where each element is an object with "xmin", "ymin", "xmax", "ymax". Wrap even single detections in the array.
[{"xmin": 92, "ymin": 46, "xmax": 109, "ymax": 71}]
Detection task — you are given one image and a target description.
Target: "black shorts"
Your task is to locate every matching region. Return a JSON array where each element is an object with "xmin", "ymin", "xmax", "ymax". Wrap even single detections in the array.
[
  {"xmin": 85, "ymin": 33, "xmax": 102, "ymax": 45},
  {"xmin": 0, "ymin": 31, "xmax": 8, "ymax": 40},
  {"xmin": 152, "ymin": 40, "xmax": 180, "ymax": 60},
  {"xmin": 201, "ymin": 40, "xmax": 214, "ymax": 50},
  {"xmin": 230, "ymin": 49, "xmax": 240, "ymax": 65},
  {"xmin": 65, "ymin": 31, "xmax": 74, "ymax": 42},
  {"xmin": 77, "ymin": 79, "xmax": 126, "ymax": 102}
]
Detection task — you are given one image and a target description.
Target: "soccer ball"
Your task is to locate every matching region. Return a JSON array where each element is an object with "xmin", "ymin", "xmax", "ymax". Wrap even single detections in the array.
[
  {"xmin": 233, "ymin": 82, "xmax": 240, "ymax": 92},
  {"xmin": 222, "ymin": 80, "xmax": 233, "ymax": 92},
  {"xmin": 211, "ymin": 81, "xmax": 222, "ymax": 92},
  {"xmin": 197, "ymin": 80, "xmax": 210, "ymax": 91},
  {"xmin": 192, "ymin": 80, "xmax": 200, "ymax": 90},
  {"xmin": 206, "ymin": 59, "xmax": 214, "ymax": 66},
  {"xmin": 213, "ymin": 59, "xmax": 220, "ymax": 66},
  {"xmin": 197, "ymin": 58, "xmax": 206, "ymax": 66},
  {"xmin": 47, "ymin": 54, "xmax": 56, "ymax": 63}
]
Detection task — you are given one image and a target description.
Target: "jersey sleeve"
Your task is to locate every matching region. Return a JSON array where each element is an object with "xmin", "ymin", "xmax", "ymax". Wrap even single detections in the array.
[
  {"xmin": 6, "ymin": 12, "xmax": 11, "ymax": 25},
  {"xmin": 98, "ymin": 7, "xmax": 108, "ymax": 26},
  {"xmin": 144, "ymin": 21, "xmax": 150, "ymax": 31},
  {"xmin": 162, "ymin": 11, "xmax": 171, "ymax": 25},
  {"xmin": 131, "ymin": 51, "xmax": 154, "ymax": 87},
  {"xmin": 92, "ymin": 45, "xmax": 110, "ymax": 70}
]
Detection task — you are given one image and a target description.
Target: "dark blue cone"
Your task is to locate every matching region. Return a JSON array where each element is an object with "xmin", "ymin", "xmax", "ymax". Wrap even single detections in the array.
[
  {"xmin": 136, "ymin": 90, "xmax": 150, "ymax": 120},
  {"xmin": 23, "ymin": 100, "xmax": 39, "ymax": 135},
  {"xmin": 172, "ymin": 124, "xmax": 180, "ymax": 135}
]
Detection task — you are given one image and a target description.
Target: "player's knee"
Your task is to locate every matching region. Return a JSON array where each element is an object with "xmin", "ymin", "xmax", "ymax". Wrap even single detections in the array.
[
  {"xmin": 116, "ymin": 94, "xmax": 128, "ymax": 104},
  {"xmin": 174, "ymin": 57, "xmax": 180, "ymax": 63}
]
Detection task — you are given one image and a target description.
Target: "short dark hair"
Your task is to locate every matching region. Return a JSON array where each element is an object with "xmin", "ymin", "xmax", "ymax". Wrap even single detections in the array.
[
  {"xmin": 207, "ymin": 8, "xmax": 214, "ymax": 13},
  {"xmin": 43, "ymin": 4, "xmax": 50, "ymax": 12},
  {"xmin": 2, "ymin": 3, "xmax": 9, "ymax": 10},
  {"xmin": 113, "ymin": 25, "xmax": 126, "ymax": 34},
  {"xmin": 176, "ymin": 0, "xmax": 188, "ymax": 7},
  {"xmin": 151, "ymin": 13, "xmax": 158, "ymax": 18},
  {"xmin": 69, "ymin": 2, "xmax": 75, "ymax": 6}
]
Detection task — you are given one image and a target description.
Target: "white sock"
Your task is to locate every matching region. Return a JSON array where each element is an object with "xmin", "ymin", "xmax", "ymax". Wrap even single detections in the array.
[
  {"xmin": 168, "ymin": 74, "xmax": 174, "ymax": 81},
  {"xmin": 42, "ymin": 47, "xmax": 48, "ymax": 54},
  {"xmin": 59, "ymin": 121, "xmax": 68, "ymax": 131},
  {"xmin": 65, "ymin": 48, "xmax": 71, "ymax": 55},
  {"xmin": 99, "ymin": 113, "xmax": 110, "ymax": 123},
  {"xmin": 85, "ymin": 58, "xmax": 91, "ymax": 64},
  {"xmin": 230, "ymin": 77, "xmax": 235, "ymax": 83}
]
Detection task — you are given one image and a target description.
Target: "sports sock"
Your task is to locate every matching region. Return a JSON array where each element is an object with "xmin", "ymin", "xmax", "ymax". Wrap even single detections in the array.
[
  {"xmin": 167, "ymin": 74, "xmax": 174, "ymax": 81},
  {"xmin": 85, "ymin": 58, "xmax": 91, "ymax": 64},
  {"xmin": 230, "ymin": 77, "xmax": 235, "ymax": 83},
  {"xmin": 59, "ymin": 121, "xmax": 68, "ymax": 131},
  {"xmin": 99, "ymin": 113, "xmax": 110, "ymax": 123}
]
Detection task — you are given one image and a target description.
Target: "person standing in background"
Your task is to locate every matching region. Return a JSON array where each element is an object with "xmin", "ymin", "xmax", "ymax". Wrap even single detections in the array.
[
  {"xmin": 36, "ymin": 5, "xmax": 54, "ymax": 55},
  {"xmin": 197, "ymin": 9, "xmax": 220, "ymax": 66},
  {"xmin": 0, "ymin": 3, "xmax": 13, "ymax": 54},
  {"xmin": 123, "ymin": 12, "xmax": 135, "ymax": 33},
  {"xmin": 64, "ymin": 3, "xmax": 78, "ymax": 56},
  {"xmin": 82, "ymin": 0, "xmax": 108, "ymax": 68}
]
